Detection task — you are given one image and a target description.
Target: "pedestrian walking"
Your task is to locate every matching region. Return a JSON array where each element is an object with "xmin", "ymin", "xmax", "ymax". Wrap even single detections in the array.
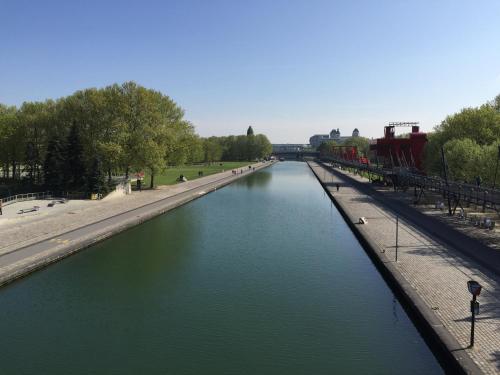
[{"xmin": 336, "ymin": 183, "xmax": 340, "ymax": 192}]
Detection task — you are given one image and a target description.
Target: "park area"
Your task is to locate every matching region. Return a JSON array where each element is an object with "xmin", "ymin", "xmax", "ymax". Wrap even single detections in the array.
[{"xmin": 136, "ymin": 162, "xmax": 254, "ymax": 187}]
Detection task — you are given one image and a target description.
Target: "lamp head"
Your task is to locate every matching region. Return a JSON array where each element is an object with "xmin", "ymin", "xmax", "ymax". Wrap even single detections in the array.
[{"xmin": 467, "ymin": 280, "xmax": 482, "ymax": 297}]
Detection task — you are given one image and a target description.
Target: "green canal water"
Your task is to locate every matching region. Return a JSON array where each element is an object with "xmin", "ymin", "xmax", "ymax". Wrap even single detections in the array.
[{"xmin": 0, "ymin": 162, "xmax": 443, "ymax": 374}]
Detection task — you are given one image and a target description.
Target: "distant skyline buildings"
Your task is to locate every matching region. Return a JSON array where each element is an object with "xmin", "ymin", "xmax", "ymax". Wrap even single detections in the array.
[{"xmin": 1, "ymin": 1, "xmax": 499, "ymax": 144}]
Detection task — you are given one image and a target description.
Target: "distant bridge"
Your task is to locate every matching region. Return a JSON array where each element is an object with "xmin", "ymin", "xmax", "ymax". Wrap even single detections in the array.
[{"xmin": 272, "ymin": 151, "xmax": 319, "ymax": 160}]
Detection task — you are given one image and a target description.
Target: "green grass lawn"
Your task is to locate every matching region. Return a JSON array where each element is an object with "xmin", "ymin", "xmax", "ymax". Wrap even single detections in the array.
[{"xmin": 136, "ymin": 161, "xmax": 255, "ymax": 187}]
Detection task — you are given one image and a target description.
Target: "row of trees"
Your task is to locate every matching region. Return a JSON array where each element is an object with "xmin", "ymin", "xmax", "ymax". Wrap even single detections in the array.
[
  {"xmin": 424, "ymin": 94, "xmax": 500, "ymax": 186},
  {"xmin": 201, "ymin": 129, "xmax": 272, "ymax": 163},
  {"xmin": 0, "ymin": 82, "xmax": 272, "ymax": 194}
]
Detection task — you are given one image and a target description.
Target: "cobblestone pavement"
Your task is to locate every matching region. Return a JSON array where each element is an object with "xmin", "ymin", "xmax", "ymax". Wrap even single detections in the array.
[
  {"xmin": 309, "ymin": 161, "xmax": 500, "ymax": 375},
  {"xmin": 0, "ymin": 162, "xmax": 269, "ymax": 259}
]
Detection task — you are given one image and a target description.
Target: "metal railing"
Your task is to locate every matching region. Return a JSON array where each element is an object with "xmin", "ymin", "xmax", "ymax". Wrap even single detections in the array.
[
  {"xmin": 0, "ymin": 191, "xmax": 53, "ymax": 207},
  {"xmin": 320, "ymin": 156, "xmax": 500, "ymax": 211}
]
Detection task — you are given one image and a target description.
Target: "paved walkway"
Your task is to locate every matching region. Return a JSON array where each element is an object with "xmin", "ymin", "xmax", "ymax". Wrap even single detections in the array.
[
  {"xmin": 308, "ymin": 161, "xmax": 500, "ymax": 375},
  {"xmin": 0, "ymin": 162, "xmax": 273, "ymax": 286}
]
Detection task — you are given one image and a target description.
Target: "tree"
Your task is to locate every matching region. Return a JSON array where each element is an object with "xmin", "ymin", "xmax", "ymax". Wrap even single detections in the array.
[
  {"xmin": 87, "ymin": 155, "xmax": 105, "ymax": 195},
  {"xmin": 164, "ymin": 121, "xmax": 198, "ymax": 166},
  {"xmin": 245, "ymin": 133, "xmax": 256, "ymax": 160},
  {"xmin": 343, "ymin": 137, "xmax": 370, "ymax": 157},
  {"xmin": 442, "ymin": 138, "xmax": 482, "ymax": 182},
  {"xmin": 203, "ymin": 137, "xmax": 223, "ymax": 163},
  {"xmin": 185, "ymin": 135, "xmax": 204, "ymax": 164},
  {"xmin": 477, "ymin": 142, "xmax": 500, "ymax": 186},
  {"xmin": 318, "ymin": 141, "xmax": 337, "ymax": 156},
  {"xmin": 24, "ymin": 141, "xmax": 39, "ymax": 185},
  {"xmin": 423, "ymin": 132, "xmax": 444, "ymax": 176},
  {"xmin": 0, "ymin": 108, "xmax": 26, "ymax": 180},
  {"xmin": 423, "ymin": 93, "xmax": 500, "ymax": 182},
  {"xmin": 64, "ymin": 122, "xmax": 87, "ymax": 190},
  {"xmin": 253, "ymin": 134, "xmax": 272, "ymax": 159},
  {"xmin": 17, "ymin": 101, "xmax": 55, "ymax": 184},
  {"xmin": 0, "ymin": 81, "xmax": 271, "ymax": 194},
  {"xmin": 438, "ymin": 105, "xmax": 500, "ymax": 146},
  {"xmin": 0, "ymin": 105, "xmax": 20, "ymax": 178},
  {"xmin": 43, "ymin": 136, "xmax": 66, "ymax": 192},
  {"xmin": 115, "ymin": 82, "xmax": 189, "ymax": 187}
]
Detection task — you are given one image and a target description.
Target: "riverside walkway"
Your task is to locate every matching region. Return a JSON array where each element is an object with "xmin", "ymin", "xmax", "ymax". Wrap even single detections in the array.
[
  {"xmin": 0, "ymin": 162, "xmax": 274, "ymax": 286},
  {"xmin": 308, "ymin": 161, "xmax": 500, "ymax": 375}
]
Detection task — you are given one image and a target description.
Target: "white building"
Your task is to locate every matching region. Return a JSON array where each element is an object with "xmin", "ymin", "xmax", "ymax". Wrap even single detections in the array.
[
  {"xmin": 309, "ymin": 134, "xmax": 331, "ymax": 148},
  {"xmin": 309, "ymin": 128, "xmax": 360, "ymax": 148}
]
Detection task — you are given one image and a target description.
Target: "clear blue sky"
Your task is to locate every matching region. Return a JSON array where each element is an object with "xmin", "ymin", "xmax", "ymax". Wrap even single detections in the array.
[{"xmin": 1, "ymin": 0, "xmax": 499, "ymax": 143}]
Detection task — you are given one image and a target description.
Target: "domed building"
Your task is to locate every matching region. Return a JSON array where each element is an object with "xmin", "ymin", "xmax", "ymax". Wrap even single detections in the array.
[{"xmin": 330, "ymin": 128, "xmax": 341, "ymax": 141}]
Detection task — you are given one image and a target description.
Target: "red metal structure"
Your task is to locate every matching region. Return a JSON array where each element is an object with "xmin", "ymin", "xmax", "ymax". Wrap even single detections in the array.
[
  {"xmin": 370, "ymin": 122, "xmax": 427, "ymax": 172},
  {"xmin": 320, "ymin": 145, "xmax": 370, "ymax": 165},
  {"xmin": 320, "ymin": 145, "xmax": 358, "ymax": 161}
]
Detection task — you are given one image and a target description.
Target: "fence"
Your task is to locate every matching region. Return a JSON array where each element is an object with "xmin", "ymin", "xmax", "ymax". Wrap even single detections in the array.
[
  {"xmin": 0, "ymin": 191, "xmax": 53, "ymax": 207},
  {"xmin": 320, "ymin": 156, "xmax": 500, "ymax": 212}
]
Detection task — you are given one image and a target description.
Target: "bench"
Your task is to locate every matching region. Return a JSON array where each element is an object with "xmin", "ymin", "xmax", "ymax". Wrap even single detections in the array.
[
  {"xmin": 48, "ymin": 199, "xmax": 67, "ymax": 207},
  {"xmin": 18, "ymin": 206, "xmax": 40, "ymax": 214}
]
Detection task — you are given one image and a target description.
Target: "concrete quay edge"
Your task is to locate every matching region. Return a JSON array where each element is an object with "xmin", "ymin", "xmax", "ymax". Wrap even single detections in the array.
[
  {"xmin": 0, "ymin": 162, "xmax": 276, "ymax": 288},
  {"xmin": 307, "ymin": 161, "xmax": 482, "ymax": 375}
]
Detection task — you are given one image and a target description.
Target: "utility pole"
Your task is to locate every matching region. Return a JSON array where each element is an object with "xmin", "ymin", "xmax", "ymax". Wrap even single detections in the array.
[
  {"xmin": 440, "ymin": 147, "xmax": 452, "ymax": 216},
  {"xmin": 467, "ymin": 280, "xmax": 482, "ymax": 347},
  {"xmin": 493, "ymin": 145, "xmax": 500, "ymax": 190},
  {"xmin": 395, "ymin": 216, "xmax": 399, "ymax": 262}
]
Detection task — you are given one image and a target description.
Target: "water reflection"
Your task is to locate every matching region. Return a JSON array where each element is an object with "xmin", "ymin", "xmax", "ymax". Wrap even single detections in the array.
[
  {"xmin": 234, "ymin": 169, "xmax": 273, "ymax": 188},
  {"xmin": 68, "ymin": 208, "xmax": 198, "ymax": 292}
]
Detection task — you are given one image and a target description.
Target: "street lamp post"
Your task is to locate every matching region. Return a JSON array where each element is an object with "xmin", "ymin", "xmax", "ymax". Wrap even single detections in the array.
[
  {"xmin": 493, "ymin": 145, "xmax": 500, "ymax": 190},
  {"xmin": 395, "ymin": 216, "xmax": 399, "ymax": 262},
  {"xmin": 467, "ymin": 280, "xmax": 482, "ymax": 347}
]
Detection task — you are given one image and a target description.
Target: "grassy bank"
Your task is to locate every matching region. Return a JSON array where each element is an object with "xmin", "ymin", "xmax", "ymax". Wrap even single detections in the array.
[{"xmin": 138, "ymin": 161, "xmax": 254, "ymax": 186}]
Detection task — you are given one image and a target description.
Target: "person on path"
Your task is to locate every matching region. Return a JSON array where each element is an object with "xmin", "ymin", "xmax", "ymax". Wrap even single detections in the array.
[{"xmin": 336, "ymin": 183, "xmax": 340, "ymax": 192}]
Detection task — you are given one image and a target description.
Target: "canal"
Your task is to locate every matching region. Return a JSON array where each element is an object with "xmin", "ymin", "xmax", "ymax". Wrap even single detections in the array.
[{"xmin": 0, "ymin": 162, "xmax": 443, "ymax": 374}]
